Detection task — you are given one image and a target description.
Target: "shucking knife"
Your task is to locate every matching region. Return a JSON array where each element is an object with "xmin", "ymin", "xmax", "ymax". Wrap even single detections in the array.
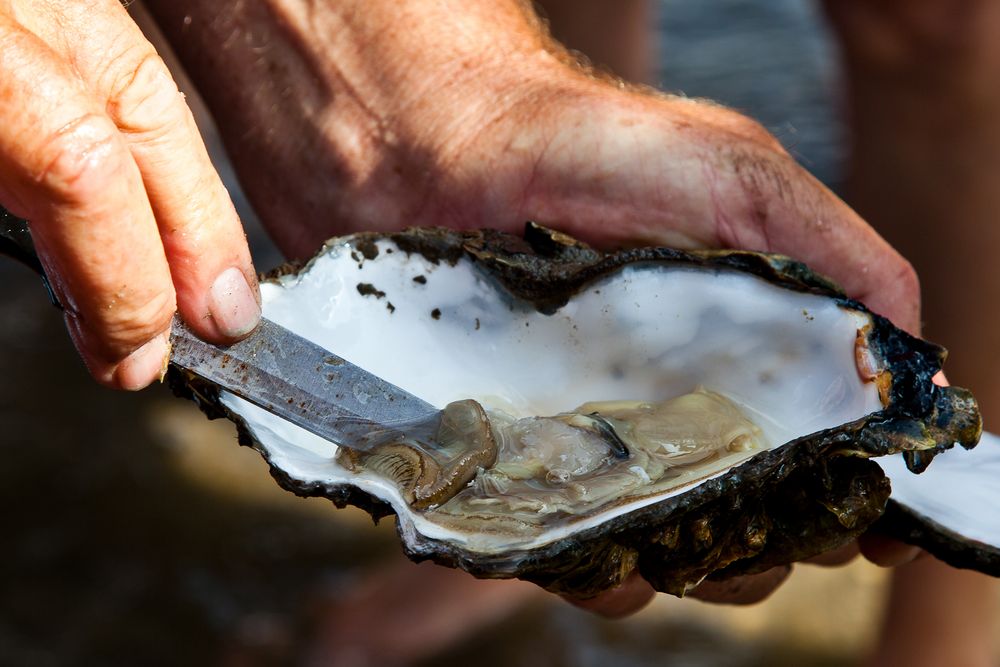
[
  {"xmin": 170, "ymin": 317, "xmax": 441, "ymax": 449},
  {"xmin": 0, "ymin": 208, "xmax": 441, "ymax": 451}
]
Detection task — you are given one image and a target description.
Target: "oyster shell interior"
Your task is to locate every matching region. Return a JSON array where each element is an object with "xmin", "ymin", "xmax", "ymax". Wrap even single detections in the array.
[{"xmin": 222, "ymin": 238, "xmax": 885, "ymax": 554}]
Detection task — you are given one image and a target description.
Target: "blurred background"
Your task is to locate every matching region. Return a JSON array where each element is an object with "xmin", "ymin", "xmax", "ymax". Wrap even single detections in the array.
[{"xmin": 3, "ymin": 1, "xmax": 999, "ymax": 665}]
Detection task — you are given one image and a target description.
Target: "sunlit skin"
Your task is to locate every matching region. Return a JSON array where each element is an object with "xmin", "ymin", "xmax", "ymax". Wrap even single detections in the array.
[
  {"xmin": 144, "ymin": 0, "xmax": 919, "ymax": 336},
  {"xmin": 825, "ymin": 0, "xmax": 1000, "ymax": 427},
  {"xmin": 2, "ymin": 0, "xmax": 929, "ymax": 613},
  {"xmin": 0, "ymin": 1, "xmax": 260, "ymax": 390}
]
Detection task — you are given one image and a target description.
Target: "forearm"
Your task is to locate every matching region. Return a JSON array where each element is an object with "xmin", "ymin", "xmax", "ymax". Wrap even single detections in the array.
[{"xmin": 144, "ymin": 0, "xmax": 578, "ymax": 242}]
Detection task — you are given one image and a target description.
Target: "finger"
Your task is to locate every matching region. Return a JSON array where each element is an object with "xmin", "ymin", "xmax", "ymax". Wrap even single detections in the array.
[
  {"xmin": 30, "ymin": 0, "xmax": 260, "ymax": 342},
  {"xmin": 803, "ymin": 540, "xmax": 860, "ymax": 567},
  {"xmin": 0, "ymin": 16, "xmax": 174, "ymax": 389},
  {"xmin": 563, "ymin": 571, "xmax": 655, "ymax": 618},
  {"xmin": 858, "ymin": 533, "xmax": 922, "ymax": 567},
  {"xmin": 688, "ymin": 565, "xmax": 792, "ymax": 605}
]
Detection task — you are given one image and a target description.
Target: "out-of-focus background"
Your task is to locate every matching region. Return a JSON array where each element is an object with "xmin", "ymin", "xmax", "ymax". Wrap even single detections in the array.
[{"xmin": 3, "ymin": 1, "xmax": 999, "ymax": 665}]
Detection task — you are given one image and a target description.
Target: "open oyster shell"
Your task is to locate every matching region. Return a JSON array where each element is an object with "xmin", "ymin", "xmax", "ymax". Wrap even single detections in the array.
[{"xmin": 172, "ymin": 224, "xmax": 983, "ymax": 597}]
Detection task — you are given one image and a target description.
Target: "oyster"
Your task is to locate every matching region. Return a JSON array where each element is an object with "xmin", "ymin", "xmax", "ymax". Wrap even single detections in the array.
[
  {"xmin": 172, "ymin": 224, "xmax": 983, "ymax": 597},
  {"xmin": 344, "ymin": 387, "xmax": 772, "ymax": 533}
]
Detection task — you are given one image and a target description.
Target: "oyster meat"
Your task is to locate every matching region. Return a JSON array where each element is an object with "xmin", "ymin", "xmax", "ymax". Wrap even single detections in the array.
[
  {"xmin": 173, "ymin": 224, "xmax": 984, "ymax": 596},
  {"xmin": 342, "ymin": 387, "xmax": 771, "ymax": 543}
]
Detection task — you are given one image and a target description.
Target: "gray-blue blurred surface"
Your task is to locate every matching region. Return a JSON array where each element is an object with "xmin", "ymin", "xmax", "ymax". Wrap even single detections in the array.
[{"xmin": 657, "ymin": 0, "xmax": 843, "ymax": 189}]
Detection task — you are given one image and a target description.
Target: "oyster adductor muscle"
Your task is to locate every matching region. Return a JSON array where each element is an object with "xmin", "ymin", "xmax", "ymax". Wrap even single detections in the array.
[{"xmin": 170, "ymin": 224, "xmax": 982, "ymax": 597}]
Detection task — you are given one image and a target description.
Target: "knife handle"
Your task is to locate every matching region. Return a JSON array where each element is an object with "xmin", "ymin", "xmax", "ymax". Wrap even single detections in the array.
[{"xmin": 0, "ymin": 205, "xmax": 62, "ymax": 309}]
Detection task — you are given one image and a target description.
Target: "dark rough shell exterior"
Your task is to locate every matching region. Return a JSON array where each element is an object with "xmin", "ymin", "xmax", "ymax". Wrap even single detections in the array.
[{"xmin": 169, "ymin": 223, "xmax": 982, "ymax": 597}]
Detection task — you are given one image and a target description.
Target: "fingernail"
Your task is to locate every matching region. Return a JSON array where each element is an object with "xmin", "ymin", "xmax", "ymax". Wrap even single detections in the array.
[
  {"xmin": 209, "ymin": 267, "xmax": 261, "ymax": 338},
  {"xmin": 115, "ymin": 332, "xmax": 170, "ymax": 391}
]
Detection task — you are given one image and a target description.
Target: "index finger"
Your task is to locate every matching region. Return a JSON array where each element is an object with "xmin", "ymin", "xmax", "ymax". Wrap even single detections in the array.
[
  {"xmin": 563, "ymin": 571, "xmax": 655, "ymax": 618},
  {"xmin": 28, "ymin": 0, "xmax": 261, "ymax": 343},
  {"xmin": 0, "ymin": 16, "xmax": 175, "ymax": 388}
]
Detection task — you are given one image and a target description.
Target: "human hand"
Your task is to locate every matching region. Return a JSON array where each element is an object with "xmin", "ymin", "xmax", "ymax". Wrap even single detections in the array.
[
  {"xmin": 0, "ymin": 1, "xmax": 259, "ymax": 390},
  {"xmin": 146, "ymin": 0, "xmax": 918, "ymax": 334},
  {"xmin": 146, "ymin": 0, "xmax": 921, "ymax": 611}
]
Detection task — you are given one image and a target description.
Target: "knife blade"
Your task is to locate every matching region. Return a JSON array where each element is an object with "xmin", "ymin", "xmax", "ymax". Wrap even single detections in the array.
[
  {"xmin": 0, "ymin": 207, "xmax": 442, "ymax": 452},
  {"xmin": 170, "ymin": 318, "xmax": 442, "ymax": 452}
]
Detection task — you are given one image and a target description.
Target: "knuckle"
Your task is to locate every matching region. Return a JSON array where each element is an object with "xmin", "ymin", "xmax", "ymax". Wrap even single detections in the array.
[
  {"xmin": 720, "ymin": 141, "xmax": 798, "ymax": 224},
  {"xmin": 36, "ymin": 114, "xmax": 129, "ymax": 202},
  {"xmin": 100, "ymin": 287, "xmax": 176, "ymax": 354},
  {"xmin": 106, "ymin": 52, "xmax": 190, "ymax": 143},
  {"xmin": 735, "ymin": 119, "xmax": 786, "ymax": 154},
  {"xmin": 714, "ymin": 108, "xmax": 788, "ymax": 154},
  {"xmin": 895, "ymin": 257, "xmax": 921, "ymax": 300}
]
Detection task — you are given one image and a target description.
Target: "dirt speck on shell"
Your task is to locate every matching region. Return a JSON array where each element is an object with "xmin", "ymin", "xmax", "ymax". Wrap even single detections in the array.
[{"xmin": 357, "ymin": 283, "xmax": 387, "ymax": 299}]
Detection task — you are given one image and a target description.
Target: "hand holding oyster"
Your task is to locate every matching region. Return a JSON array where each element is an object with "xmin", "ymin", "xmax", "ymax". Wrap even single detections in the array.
[{"xmin": 173, "ymin": 224, "xmax": 990, "ymax": 599}]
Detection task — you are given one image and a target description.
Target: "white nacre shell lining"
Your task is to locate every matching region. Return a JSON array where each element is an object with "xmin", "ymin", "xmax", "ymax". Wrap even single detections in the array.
[
  {"xmin": 879, "ymin": 432, "xmax": 1000, "ymax": 547},
  {"xmin": 222, "ymin": 240, "xmax": 889, "ymax": 553}
]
